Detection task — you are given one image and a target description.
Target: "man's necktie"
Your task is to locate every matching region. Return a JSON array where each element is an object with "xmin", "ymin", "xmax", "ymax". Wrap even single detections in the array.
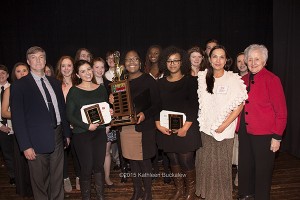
[
  {"xmin": 1, "ymin": 86, "xmax": 7, "ymax": 125},
  {"xmin": 41, "ymin": 78, "xmax": 57, "ymax": 128}
]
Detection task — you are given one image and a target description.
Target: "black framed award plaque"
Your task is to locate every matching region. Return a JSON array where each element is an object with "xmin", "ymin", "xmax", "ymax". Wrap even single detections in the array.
[
  {"xmin": 168, "ymin": 114, "xmax": 183, "ymax": 133},
  {"xmin": 84, "ymin": 104, "xmax": 104, "ymax": 124},
  {"xmin": 109, "ymin": 79, "xmax": 137, "ymax": 126}
]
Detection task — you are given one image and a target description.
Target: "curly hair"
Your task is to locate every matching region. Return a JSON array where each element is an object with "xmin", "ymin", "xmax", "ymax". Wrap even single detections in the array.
[
  {"xmin": 159, "ymin": 46, "xmax": 190, "ymax": 77},
  {"xmin": 206, "ymin": 45, "xmax": 233, "ymax": 94}
]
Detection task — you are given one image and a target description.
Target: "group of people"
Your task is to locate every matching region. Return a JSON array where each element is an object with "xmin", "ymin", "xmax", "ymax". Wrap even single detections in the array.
[{"xmin": 0, "ymin": 40, "xmax": 287, "ymax": 200}]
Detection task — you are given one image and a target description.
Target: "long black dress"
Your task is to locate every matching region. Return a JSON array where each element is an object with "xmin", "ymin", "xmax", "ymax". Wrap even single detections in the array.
[{"xmin": 156, "ymin": 75, "xmax": 201, "ymax": 153}]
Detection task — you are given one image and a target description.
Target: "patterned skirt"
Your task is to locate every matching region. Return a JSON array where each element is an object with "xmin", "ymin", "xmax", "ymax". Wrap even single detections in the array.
[{"xmin": 195, "ymin": 132, "xmax": 234, "ymax": 200}]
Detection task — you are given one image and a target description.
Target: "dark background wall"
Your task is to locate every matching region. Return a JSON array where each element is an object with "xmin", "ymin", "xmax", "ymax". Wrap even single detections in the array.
[
  {"xmin": 1, "ymin": 0, "xmax": 300, "ymax": 157},
  {"xmin": 0, "ymin": 0, "xmax": 273, "ymax": 70}
]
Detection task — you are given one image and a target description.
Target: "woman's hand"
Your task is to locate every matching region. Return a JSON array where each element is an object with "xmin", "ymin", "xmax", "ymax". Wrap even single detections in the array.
[
  {"xmin": 176, "ymin": 127, "xmax": 188, "ymax": 137},
  {"xmin": 270, "ymin": 138, "xmax": 281, "ymax": 152},
  {"xmin": 136, "ymin": 112, "xmax": 145, "ymax": 124},
  {"xmin": 156, "ymin": 124, "xmax": 171, "ymax": 135},
  {"xmin": 109, "ymin": 94, "xmax": 114, "ymax": 104},
  {"xmin": 89, "ymin": 123, "xmax": 100, "ymax": 131},
  {"xmin": 215, "ymin": 124, "xmax": 226, "ymax": 134},
  {"xmin": 109, "ymin": 108, "xmax": 114, "ymax": 116}
]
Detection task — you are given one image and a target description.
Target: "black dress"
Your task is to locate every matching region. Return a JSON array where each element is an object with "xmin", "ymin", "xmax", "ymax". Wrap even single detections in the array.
[
  {"xmin": 156, "ymin": 75, "xmax": 201, "ymax": 153},
  {"xmin": 124, "ymin": 73, "xmax": 160, "ymax": 160}
]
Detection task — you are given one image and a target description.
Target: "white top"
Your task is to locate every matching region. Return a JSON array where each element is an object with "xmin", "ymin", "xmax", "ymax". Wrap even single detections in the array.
[
  {"xmin": 104, "ymin": 69, "xmax": 115, "ymax": 82},
  {"xmin": 0, "ymin": 82, "xmax": 10, "ymax": 126},
  {"xmin": 197, "ymin": 70, "xmax": 247, "ymax": 141}
]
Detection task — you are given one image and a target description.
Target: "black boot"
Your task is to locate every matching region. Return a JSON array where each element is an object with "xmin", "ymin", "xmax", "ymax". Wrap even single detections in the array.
[
  {"xmin": 142, "ymin": 176, "xmax": 152, "ymax": 200},
  {"xmin": 94, "ymin": 173, "xmax": 105, "ymax": 200},
  {"xmin": 130, "ymin": 160, "xmax": 144, "ymax": 200},
  {"xmin": 80, "ymin": 180, "xmax": 91, "ymax": 200}
]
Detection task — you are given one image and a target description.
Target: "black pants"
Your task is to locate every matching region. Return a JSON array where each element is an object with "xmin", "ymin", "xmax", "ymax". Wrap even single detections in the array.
[
  {"xmin": 73, "ymin": 128, "xmax": 106, "ymax": 182},
  {"xmin": 63, "ymin": 140, "xmax": 81, "ymax": 178},
  {"xmin": 238, "ymin": 122, "xmax": 275, "ymax": 200},
  {"xmin": 28, "ymin": 125, "xmax": 64, "ymax": 200},
  {"xmin": 0, "ymin": 131, "xmax": 14, "ymax": 179}
]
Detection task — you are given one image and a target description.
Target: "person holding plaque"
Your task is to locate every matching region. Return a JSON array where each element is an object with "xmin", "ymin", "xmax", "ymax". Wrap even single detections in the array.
[
  {"xmin": 116, "ymin": 50, "xmax": 160, "ymax": 200},
  {"xmin": 155, "ymin": 46, "xmax": 201, "ymax": 200},
  {"xmin": 66, "ymin": 60, "xmax": 109, "ymax": 200},
  {"xmin": 195, "ymin": 45, "xmax": 248, "ymax": 199}
]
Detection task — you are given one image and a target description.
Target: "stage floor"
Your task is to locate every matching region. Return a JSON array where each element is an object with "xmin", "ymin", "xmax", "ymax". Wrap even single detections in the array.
[{"xmin": 0, "ymin": 152, "xmax": 299, "ymax": 200}]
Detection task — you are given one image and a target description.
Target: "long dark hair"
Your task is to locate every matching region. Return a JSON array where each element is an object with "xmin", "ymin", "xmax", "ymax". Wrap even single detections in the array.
[
  {"xmin": 74, "ymin": 60, "xmax": 97, "ymax": 85},
  {"xmin": 206, "ymin": 45, "xmax": 232, "ymax": 94},
  {"xmin": 55, "ymin": 56, "xmax": 78, "ymax": 85}
]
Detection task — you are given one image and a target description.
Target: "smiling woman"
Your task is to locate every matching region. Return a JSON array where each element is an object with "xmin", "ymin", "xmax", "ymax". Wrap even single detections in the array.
[
  {"xmin": 196, "ymin": 45, "xmax": 248, "ymax": 200},
  {"xmin": 66, "ymin": 60, "xmax": 109, "ymax": 199},
  {"xmin": 119, "ymin": 50, "xmax": 160, "ymax": 200}
]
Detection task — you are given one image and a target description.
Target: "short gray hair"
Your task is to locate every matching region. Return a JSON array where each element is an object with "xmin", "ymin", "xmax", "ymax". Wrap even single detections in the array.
[
  {"xmin": 26, "ymin": 46, "xmax": 46, "ymax": 59},
  {"xmin": 244, "ymin": 44, "xmax": 268, "ymax": 63}
]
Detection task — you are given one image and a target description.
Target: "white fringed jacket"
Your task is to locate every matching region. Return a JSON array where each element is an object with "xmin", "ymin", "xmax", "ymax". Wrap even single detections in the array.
[{"xmin": 197, "ymin": 69, "xmax": 248, "ymax": 141}]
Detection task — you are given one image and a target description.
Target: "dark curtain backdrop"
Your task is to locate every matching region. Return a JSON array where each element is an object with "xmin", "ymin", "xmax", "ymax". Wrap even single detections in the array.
[
  {"xmin": 274, "ymin": 0, "xmax": 300, "ymax": 158},
  {"xmin": 2, "ymin": 1, "xmax": 299, "ymax": 157},
  {"xmin": 0, "ymin": 0, "xmax": 272, "ymax": 70}
]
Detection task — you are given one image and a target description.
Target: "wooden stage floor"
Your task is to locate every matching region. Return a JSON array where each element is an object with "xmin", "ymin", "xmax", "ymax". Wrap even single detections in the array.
[{"xmin": 0, "ymin": 152, "xmax": 299, "ymax": 200}]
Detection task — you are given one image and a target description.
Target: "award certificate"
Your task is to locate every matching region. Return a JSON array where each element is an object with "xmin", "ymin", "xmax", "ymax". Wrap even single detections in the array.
[
  {"xmin": 160, "ymin": 110, "xmax": 186, "ymax": 130},
  {"xmin": 81, "ymin": 102, "xmax": 111, "ymax": 124}
]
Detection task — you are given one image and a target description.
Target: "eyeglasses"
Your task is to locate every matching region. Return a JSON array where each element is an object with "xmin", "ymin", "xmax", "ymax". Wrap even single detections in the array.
[
  {"xmin": 125, "ymin": 57, "xmax": 140, "ymax": 63},
  {"xmin": 166, "ymin": 59, "xmax": 181, "ymax": 65}
]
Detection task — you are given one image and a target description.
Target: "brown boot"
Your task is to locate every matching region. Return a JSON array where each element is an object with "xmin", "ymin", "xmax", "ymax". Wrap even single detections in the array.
[
  {"xmin": 169, "ymin": 165, "xmax": 185, "ymax": 200},
  {"xmin": 184, "ymin": 169, "xmax": 196, "ymax": 200}
]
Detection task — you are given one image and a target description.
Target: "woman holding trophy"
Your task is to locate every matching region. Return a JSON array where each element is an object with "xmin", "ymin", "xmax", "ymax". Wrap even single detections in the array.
[
  {"xmin": 66, "ymin": 60, "xmax": 110, "ymax": 200},
  {"xmin": 110, "ymin": 50, "xmax": 160, "ymax": 200}
]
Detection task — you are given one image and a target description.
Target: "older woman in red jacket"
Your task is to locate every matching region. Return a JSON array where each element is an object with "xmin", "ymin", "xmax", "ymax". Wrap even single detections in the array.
[{"xmin": 238, "ymin": 44, "xmax": 287, "ymax": 200}]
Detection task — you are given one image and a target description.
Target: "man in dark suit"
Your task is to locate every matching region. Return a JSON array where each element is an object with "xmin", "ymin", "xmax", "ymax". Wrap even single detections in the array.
[{"xmin": 10, "ymin": 46, "xmax": 71, "ymax": 200}]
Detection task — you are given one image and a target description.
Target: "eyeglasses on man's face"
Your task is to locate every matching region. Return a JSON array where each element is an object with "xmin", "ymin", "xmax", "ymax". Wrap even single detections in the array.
[{"xmin": 166, "ymin": 59, "xmax": 181, "ymax": 65}]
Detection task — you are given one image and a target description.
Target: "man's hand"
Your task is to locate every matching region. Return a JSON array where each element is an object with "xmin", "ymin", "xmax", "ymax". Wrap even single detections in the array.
[{"xmin": 24, "ymin": 148, "xmax": 36, "ymax": 160}]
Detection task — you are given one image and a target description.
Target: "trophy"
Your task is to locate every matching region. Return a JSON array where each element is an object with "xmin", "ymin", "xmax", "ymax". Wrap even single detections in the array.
[{"xmin": 109, "ymin": 51, "xmax": 137, "ymax": 126}]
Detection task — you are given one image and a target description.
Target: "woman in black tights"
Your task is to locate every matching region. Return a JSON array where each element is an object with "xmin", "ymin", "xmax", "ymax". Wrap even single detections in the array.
[
  {"xmin": 155, "ymin": 46, "xmax": 201, "ymax": 200},
  {"xmin": 114, "ymin": 50, "xmax": 160, "ymax": 200}
]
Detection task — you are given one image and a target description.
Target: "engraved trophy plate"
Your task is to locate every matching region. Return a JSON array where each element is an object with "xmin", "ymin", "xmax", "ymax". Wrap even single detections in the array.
[
  {"xmin": 168, "ymin": 114, "xmax": 183, "ymax": 133},
  {"xmin": 84, "ymin": 104, "xmax": 104, "ymax": 124},
  {"xmin": 109, "ymin": 51, "xmax": 137, "ymax": 126}
]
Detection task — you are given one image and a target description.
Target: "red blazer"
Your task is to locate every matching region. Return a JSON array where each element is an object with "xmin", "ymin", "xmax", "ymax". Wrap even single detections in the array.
[{"xmin": 238, "ymin": 68, "xmax": 287, "ymax": 138}]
